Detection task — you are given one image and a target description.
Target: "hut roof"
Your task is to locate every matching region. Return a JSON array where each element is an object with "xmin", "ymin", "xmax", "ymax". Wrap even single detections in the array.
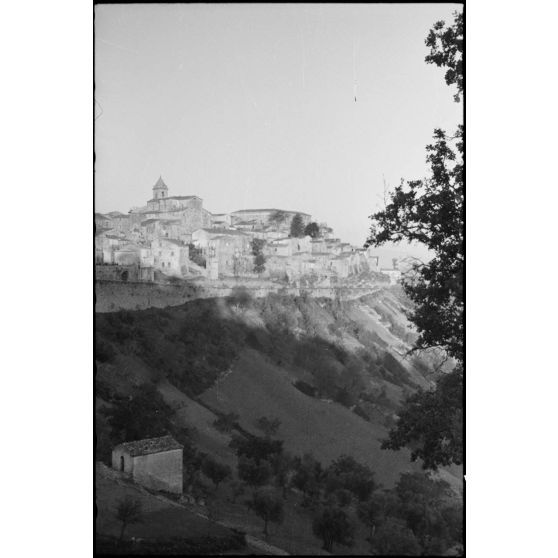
[{"xmin": 116, "ymin": 435, "xmax": 183, "ymax": 457}]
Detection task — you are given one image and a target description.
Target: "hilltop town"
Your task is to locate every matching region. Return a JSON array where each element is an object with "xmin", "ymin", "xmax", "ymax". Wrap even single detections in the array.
[{"xmin": 95, "ymin": 177, "xmax": 402, "ymax": 286}]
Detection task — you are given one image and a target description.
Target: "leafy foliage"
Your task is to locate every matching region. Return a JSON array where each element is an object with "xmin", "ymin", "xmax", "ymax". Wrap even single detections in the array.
[
  {"xmin": 370, "ymin": 517, "xmax": 422, "ymax": 555},
  {"xmin": 366, "ymin": 125, "xmax": 463, "ymax": 361},
  {"xmin": 291, "ymin": 453, "xmax": 323, "ymax": 498},
  {"xmin": 201, "ymin": 456, "xmax": 232, "ymax": 489},
  {"xmin": 231, "ymin": 434, "xmax": 284, "ymax": 463},
  {"xmin": 382, "ymin": 367, "xmax": 463, "ymax": 469},
  {"xmin": 115, "ymin": 496, "xmax": 143, "ymax": 543},
  {"xmin": 312, "ymin": 506, "xmax": 355, "ymax": 553},
  {"xmin": 213, "ymin": 412, "xmax": 239, "ymax": 434},
  {"xmin": 425, "ymin": 11, "xmax": 464, "ymax": 102},
  {"xmin": 304, "ymin": 222, "xmax": 320, "ymax": 238},
  {"xmin": 237, "ymin": 456, "xmax": 273, "ymax": 487},
  {"xmin": 365, "ymin": 9, "xmax": 464, "ymax": 470},
  {"xmin": 187, "ymin": 242, "xmax": 206, "ymax": 268},
  {"xmin": 324, "ymin": 455, "xmax": 376, "ymax": 502},
  {"xmin": 102, "ymin": 384, "xmax": 173, "ymax": 443},
  {"xmin": 289, "ymin": 213, "xmax": 305, "ymax": 238},
  {"xmin": 96, "ymin": 303, "xmax": 245, "ymax": 396},
  {"xmin": 255, "ymin": 416, "xmax": 281, "ymax": 438},
  {"xmin": 251, "ymin": 238, "xmax": 266, "ymax": 274},
  {"xmin": 248, "ymin": 488, "xmax": 284, "ymax": 536},
  {"xmin": 268, "ymin": 210, "xmax": 288, "ymax": 226},
  {"xmin": 96, "ymin": 337, "xmax": 116, "ymax": 363}
]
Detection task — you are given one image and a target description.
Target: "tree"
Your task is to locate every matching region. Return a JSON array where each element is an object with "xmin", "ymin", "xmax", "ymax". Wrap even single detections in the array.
[
  {"xmin": 289, "ymin": 213, "xmax": 305, "ymax": 238},
  {"xmin": 324, "ymin": 455, "xmax": 376, "ymax": 502},
  {"xmin": 304, "ymin": 222, "xmax": 320, "ymax": 238},
  {"xmin": 249, "ymin": 488, "xmax": 284, "ymax": 536},
  {"xmin": 393, "ymin": 472, "xmax": 453, "ymax": 550},
  {"xmin": 237, "ymin": 456, "xmax": 272, "ymax": 488},
  {"xmin": 103, "ymin": 384, "xmax": 173, "ymax": 443},
  {"xmin": 271, "ymin": 451, "xmax": 295, "ymax": 499},
  {"xmin": 254, "ymin": 253, "xmax": 266, "ymax": 274},
  {"xmin": 312, "ymin": 506, "xmax": 355, "ymax": 553},
  {"xmin": 201, "ymin": 456, "xmax": 232, "ymax": 489},
  {"xmin": 188, "ymin": 242, "xmax": 206, "ymax": 267},
  {"xmin": 255, "ymin": 416, "xmax": 281, "ymax": 438},
  {"xmin": 231, "ymin": 435, "xmax": 283, "ymax": 464},
  {"xmin": 382, "ymin": 369, "xmax": 463, "ymax": 469},
  {"xmin": 425, "ymin": 11, "xmax": 463, "ymax": 102},
  {"xmin": 333, "ymin": 488, "xmax": 352, "ymax": 508},
  {"xmin": 268, "ymin": 210, "xmax": 288, "ymax": 228},
  {"xmin": 115, "ymin": 496, "xmax": 143, "ymax": 543},
  {"xmin": 291, "ymin": 453, "xmax": 323, "ymax": 497},
  {"xmin": 365, "ymin": 9, "xmax": 463, "ymax": 470},
  {"xmin": 370, "ymin": 517, "xmax": 422, "ymax": 556},
  {"xmin": 229, "ymin": 480, "xmax": 246, "ymax": 503},
  {"xmin": 357, "ymin": 498, "xmax": 382, "ymax": 541},
  {"xmin": 230, "ymin": 285, "xmax": 252, "ymax": 309},
  {"xmin": 251, "ymin": 238, "xmax": 266, "ymax": 274}
]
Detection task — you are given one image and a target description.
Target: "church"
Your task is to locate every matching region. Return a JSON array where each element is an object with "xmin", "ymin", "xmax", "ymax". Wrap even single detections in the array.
[{"xmin": 129, "ymin": 176, "xmax": 212, "ymax": 236}]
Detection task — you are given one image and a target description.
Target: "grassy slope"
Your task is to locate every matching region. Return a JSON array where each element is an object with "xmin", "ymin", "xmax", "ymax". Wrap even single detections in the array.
[
  {"xmin": 201, "ymin": 348, "xmax": 424, "ymax": 488},
  {"xmin": 95, "ymin": 465, "xmax": 232, "ymax": 541}
]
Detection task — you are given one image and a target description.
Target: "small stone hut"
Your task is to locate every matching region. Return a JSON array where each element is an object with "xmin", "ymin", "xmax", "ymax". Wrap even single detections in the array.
[{"xmin": 112, "ymin": 435, "xmax": 183, "ymax": 494}]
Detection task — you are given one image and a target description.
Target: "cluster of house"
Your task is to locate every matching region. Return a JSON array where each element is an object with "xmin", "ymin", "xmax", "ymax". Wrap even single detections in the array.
[{"xmin": 95, "ymin": 177, "xmax": 401, "ymax": 284}]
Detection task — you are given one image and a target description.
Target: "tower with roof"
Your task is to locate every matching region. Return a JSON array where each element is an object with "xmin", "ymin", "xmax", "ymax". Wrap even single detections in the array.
[{"xmin": 152, "ymin": 176, "xmax": 168, "ymax": 200}]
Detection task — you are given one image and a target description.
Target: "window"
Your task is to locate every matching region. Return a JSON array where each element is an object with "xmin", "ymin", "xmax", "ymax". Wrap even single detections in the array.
[
  {"xmin": 171, "ymin": 251, "xmax": 174, "ymax": 256},
  {"xmin": 120, "ymin": 456, "xmax": 125, "ymax": 471}
]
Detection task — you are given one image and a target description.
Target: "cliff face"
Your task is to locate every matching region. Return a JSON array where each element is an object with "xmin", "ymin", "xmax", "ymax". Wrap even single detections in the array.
[
  {"xmin": 96, "ymin": 288, "xmax": 459, "ymax": 488},
  {"xmin": 94, "ymin": 277, "xmax": 386, "ymax": 312}
]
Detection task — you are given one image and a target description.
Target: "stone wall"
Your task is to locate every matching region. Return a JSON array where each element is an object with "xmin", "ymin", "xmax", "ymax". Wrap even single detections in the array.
[
  {"xmin": 95, "ymin": 277, "xmax": 385, "ymax": 312},
  {"xmin": 132, "ymin": 449, "xmax": 183, "ymax": 494}
]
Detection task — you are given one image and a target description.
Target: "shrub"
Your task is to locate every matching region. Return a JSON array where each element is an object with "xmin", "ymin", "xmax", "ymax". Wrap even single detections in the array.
[
  {"xmin": 96, "ymin": 337, "xmax": 116, "ymax": 363},
  {"xmin": 213, "ymin": 412, "xmax": 239, "ymax": 434},
  {"xmin": 293, "ymin": 380, "xmax": 317, "ymax": 397},
  {"xmin": 255, "ymin": 416, "xmax": 281, "ymax": 438},
  {"xmin": 370, "ymin": 517, "xmax": 421, "ymax": 555}
]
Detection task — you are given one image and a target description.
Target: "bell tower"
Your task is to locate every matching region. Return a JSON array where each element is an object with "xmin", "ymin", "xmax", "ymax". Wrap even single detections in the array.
[{"xmin": 152, "ymin": 176, "xmax": 168, "ymax": 200}]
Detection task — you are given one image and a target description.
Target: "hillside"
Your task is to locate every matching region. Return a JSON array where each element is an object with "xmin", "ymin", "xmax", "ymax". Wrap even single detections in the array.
[{"xmin": 95, "ymin": 286, "xmax": 462, "ymax": 553}]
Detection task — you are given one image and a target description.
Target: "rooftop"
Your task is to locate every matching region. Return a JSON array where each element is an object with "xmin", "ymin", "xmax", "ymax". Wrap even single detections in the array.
[
  {"xmin": 232, "ymin": 208, "xmax": 311, "ymax": 217},
  {"xmin": 157, "ymin": 238, "xmax": 185, "ymax": 246},
  {"xmin": 153, "ymin": 176, "xmax": 168, "ymax": 190},
  {"xmin": 200, "ymin": 228, "xmax": 248, "ymax": 237},
  {"xmin": 116, "ymin": 435, "xmax": 183, "ymax": 457}
]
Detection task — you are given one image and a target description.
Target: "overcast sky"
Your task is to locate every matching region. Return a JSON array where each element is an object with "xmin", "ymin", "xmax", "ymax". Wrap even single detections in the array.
[{"xmin": 95, "ymin": 3, "xmax": 462, "ymax": 253}]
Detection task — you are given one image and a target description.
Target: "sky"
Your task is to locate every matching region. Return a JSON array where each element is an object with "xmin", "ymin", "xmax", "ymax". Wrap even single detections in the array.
[{"xmin": 95, "ymin": 3, "xmax": 462, "ymax": 256}]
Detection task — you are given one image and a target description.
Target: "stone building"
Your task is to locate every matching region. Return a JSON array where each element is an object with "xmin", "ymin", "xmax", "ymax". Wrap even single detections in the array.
[
  {"xmin": 192, "ymin": 227, "xmax": 250, "ymax": 251},
  {"xmin": 113, "ymin": 242, "xmax": 141, "ymax": 266},
  {"xmin": 130, "ymin": 177, "xmax": 211, "ymax": 235},
  {"xmin": 230, "ymin": 209, "xmax": 311, "ymax": 230},
  {"xmin": 95, "ymin": 213, "xmax": 113, "ymax": 230},
  {"xmin": 207, "ymin": 235, "xmax": 252, "ymax": 277},
  {"xmin": 210, "ymin": 213, "xmax": 232, "ymax": 228},
  {"xmin": 151, "ymin": 238, "xmax": 189, "ymax": 276},
  {"xmin": 112, "ymin": 435, "xmax": 183, "ymax": 494}
]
